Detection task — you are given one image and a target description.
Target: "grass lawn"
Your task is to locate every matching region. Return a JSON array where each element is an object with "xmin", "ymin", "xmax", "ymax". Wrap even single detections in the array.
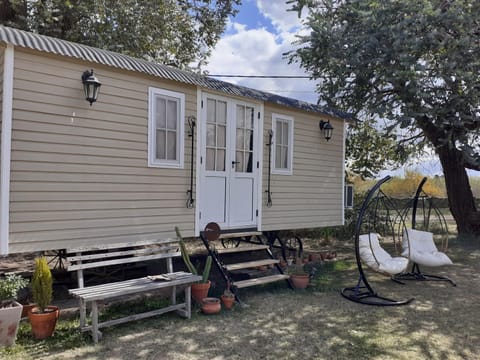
[{"xmin": 1, "ymin": 236, "xmax": 479, "ymax": 360}]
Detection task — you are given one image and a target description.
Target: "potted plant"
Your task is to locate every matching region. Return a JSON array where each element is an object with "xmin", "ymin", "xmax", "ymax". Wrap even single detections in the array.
[
  {"xmin": 287, "ymin": 262, "xmax": 310, "ymax": 289},
  {"xmin": 201, "ymin": 297, "xmax": 221, "ymax": 314},
  {"xmin": 177, "ymin": 227, "xmax": 213, "ymax": 303},
  {"xmin": 0, "ymin": 273, "xmax": 29, "ymax": 346},
  {"xmin": 28, "ymin": 257, "xmax": 59, "ymax": 340},
  {"xmin": 220, "ymin": 283, "xmax": 235, "ymax": 310}
]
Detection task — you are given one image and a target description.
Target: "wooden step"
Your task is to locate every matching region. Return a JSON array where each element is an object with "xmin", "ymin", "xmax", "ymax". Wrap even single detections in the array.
[
  {"xmin": 219, "ymin": 231, "xmax": 263, "ymax": 239},
  {"xmin": 234, "ymin": 274, "xmax": 290, "ymax": 289},
  {"xmin": 215, "ymin": 244, "xmax": 270, "ymax": 254},
  {"xmin": 225, "ymin": 259, "xmax": 279, "ymax": 271}
]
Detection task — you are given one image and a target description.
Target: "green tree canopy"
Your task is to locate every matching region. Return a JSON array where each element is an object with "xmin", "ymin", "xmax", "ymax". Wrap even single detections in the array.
[
  {"xmin": 289, "ymin": 0, "xmax": 480, "ymax": 236},
  {"xmin": 0, "ymin": 0, "xmax": 240, "ymax": 69}
]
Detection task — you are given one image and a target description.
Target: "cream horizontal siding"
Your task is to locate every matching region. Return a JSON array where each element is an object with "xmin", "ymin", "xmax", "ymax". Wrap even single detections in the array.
[
  {"xmin": 9, "ymin": 49, "xmax": 198, "ymax": 252},
  {"xmin": 261, "ymin": 104, "xmax": 344, "ymax": 231}
]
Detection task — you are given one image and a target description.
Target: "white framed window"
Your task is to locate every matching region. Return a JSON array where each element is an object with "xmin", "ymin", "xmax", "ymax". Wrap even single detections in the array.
[
  {"xmin": 148, "ymin": 87, "xmax": 185, "ymax": 168},
  {"xmin": 271, "ymin": 113, "xmax": 294, "ymax": 175}
]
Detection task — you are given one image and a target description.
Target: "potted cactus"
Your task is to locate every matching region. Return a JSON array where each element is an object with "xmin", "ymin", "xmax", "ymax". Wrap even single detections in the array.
[
  {"xmin": 177, "ymin": 227, "xmax": 213, "ymax": 303},
  {"xmin": 220, "ymin": 282, "xmax": 235, "ymax": 310},
  {"xmin": 28, "ymin": 257, "xmax": 59, "ymax": 339},
  {"xmin": 0, "ymin": 273, "xmax": 28, "ymax": 346}
]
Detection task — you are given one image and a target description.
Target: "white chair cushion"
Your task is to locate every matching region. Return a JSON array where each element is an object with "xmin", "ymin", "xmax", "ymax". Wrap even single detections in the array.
[
  {"xmin": 359, "ymin": 233, "xmax": 409, "ymax": 275},
  {"xmin": 402, "ymin": 229, "xmax": 453, "ymax": 267}
]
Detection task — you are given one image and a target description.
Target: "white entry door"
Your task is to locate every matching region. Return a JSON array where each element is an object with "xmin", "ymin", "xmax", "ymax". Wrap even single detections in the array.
[{"xmin": 199, "ymin": 94, "xmax": 260, "ymax": 230}]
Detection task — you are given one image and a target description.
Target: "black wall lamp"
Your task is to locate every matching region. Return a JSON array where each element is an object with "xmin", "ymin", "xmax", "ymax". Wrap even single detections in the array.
[
  {"xmin": 81, "ymin": 69, "xmax": 102, "ymax": 106},
  {"xmin": 319, "ymin": 120, "xmax": 334, "ymax": 141}
]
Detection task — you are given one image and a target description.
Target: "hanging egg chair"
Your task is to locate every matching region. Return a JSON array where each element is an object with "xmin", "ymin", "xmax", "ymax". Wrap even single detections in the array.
[{"xmin": 341, "ymin": 176, "xmax": 414, "ymax": 306}]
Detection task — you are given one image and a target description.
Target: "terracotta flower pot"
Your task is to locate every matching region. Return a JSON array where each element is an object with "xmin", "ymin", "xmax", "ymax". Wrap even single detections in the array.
[
  {"xmin": 28, "ymin": 305, "xmax": 59, "ymax": 340},
  {"xmin": 201, "ymin": 297, "xmax": 221, "ymax": 314},
  {"xmin": 221, "ymin": 295, "xmax": 235, "ymax": 310},
  {"xmin": 290, "ymin": 274, "xmax": 309, "ymax": 289},
  {"xmin": 191, "ymin": 281, "xmax": 211, "ymax": 304},
  {"xmin": 21, "ymin": 304, "xmax": 36, "ymax": 319},
  {"xmin": 0, "ymin": 301, "xmax": 23, "ymax": 346}
]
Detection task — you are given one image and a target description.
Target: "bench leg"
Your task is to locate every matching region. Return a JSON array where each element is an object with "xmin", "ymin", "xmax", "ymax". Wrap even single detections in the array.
[
  {"xmin": 171, "ymin": 285, "xmax": 176, "ymax": 305},
  {"xmin": 79, "ymin": 298, "xmax": 86, "ymax": 329},
  {"xmin": 185, "ymin": 286, "xmax": 192, "ymax": 319},
  {"xmin": 91, "ymin": 300, "xmax": 100, "ymax": 343}
]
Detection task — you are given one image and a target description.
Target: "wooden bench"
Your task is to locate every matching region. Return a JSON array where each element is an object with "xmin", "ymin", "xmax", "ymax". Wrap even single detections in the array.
[{"xmin": 67, "ymin": 239, "xmax": 202, "ymax": 343}]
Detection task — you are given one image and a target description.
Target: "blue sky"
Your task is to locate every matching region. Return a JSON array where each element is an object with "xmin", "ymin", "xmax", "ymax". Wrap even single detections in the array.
[{"xmin": 205, "ymin": 0, "xmax": 318, "ymax": 104}]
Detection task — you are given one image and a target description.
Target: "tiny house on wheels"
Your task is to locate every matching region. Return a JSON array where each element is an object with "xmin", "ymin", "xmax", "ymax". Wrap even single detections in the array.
[{"xmin": 0, "ymin": 25, "xmax": 350, "ymax": 256}]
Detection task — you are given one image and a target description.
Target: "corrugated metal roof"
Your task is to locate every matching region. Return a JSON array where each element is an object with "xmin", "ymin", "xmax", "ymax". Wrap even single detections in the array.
[{"xmin": 0, "ymin": 25, "xmax": 350, "ymax": 119}]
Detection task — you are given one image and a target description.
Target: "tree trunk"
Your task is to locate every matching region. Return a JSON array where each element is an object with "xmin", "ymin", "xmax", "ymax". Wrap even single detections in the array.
[{"xmin": 436, "ymin": 145, "xmax": 480, "ymax": 237}]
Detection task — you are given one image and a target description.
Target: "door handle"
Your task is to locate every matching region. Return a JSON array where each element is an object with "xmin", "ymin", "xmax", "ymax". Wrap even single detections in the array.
[{"xmin": 232, "ymin": 161, "xmax": 240, "ymax": 168}]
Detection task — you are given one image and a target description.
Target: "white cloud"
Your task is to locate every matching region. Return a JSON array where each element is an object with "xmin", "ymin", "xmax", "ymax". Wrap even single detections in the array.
[
  {"xmin": 255, "ymin": 0, "xmax": 305, "ymax": 33},
  {"xmin": 205, "ymin": 21, "xmax": 318, "ymax": 104}
]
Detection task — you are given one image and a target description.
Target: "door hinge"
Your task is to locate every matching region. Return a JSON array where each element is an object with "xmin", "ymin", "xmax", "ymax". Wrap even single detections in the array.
[
  {"xmin": 257, "ymin": 161, "xmax": 259, "ymax": 169},
  {"xmin": 199, "ymin": 212, "xmax": 202, "ymax": 219},
  {"xmin": 200, "ymin": 156, "xmax": 203, "ymax": 164},
  {"xmin": 201, "ymin": 100, "xmax": 203, "ymax": 108},
  {"xmin": 256, "ymin": 209, "xmax": 259, "ymax": 217},
  {"xmin": 258, "ymin": 111, "xmax": 260, "ymax": 119}
]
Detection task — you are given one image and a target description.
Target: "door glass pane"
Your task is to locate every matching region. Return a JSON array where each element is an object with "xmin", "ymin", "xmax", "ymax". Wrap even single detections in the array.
[
  {"xmin": 156, "ymin": 130, "xmax": 166, "ymax": 159},
  {"xmin": 247, "ymin": 107, "xmax": 254, "ymax": 128},
  {"xmin": 217, "ymin": 101, "xmax": 227, "ymax": 124},
  {"xmin": 236, "ymin": 129, "xmax": 244, "ymax": 151},
  {"xmin": 245, "ymin": 130, "xmax": 253, "ymax": 151},
  {"xmin": 236, "ymin": 105, "xmax": 245, "ymax": 128},
  {"xmin": 166, "ymin": 100, "xmax": 177, "ymax": 129},
  {"xmin": 216, "ymin": 149, "xmax": 225, "ymax": 171},
  {"xmin": 207, "ymin": 99, "xmax": 216, "ymax": 122},
  {"xmin": 156, "ymin": 98, "xmax": 166, "ymax": 128},
  {"xmin": 218, "ymin": 125, "xmax": 226, "ymax": 147},
  {"xmin": 282, "ymin": 122, "xmax": 289, "ymax": 145},
  {"xmin": 167, "ymin": 131, "xmax": 177, "ymax": 160},
  {"xmin": 246, "ymin": 151, "xmax": 253, "ymax": 173},
  {"xmin": 207, "ymin": 124, "xmax": 216, "ymax": 146},
  {"xmin": 206, "ymin": 148, "xmax": 215, "ymax": 171},
  {"xmin": 236, "ymin": 151, "xmax": 244, "ymax": 172}
]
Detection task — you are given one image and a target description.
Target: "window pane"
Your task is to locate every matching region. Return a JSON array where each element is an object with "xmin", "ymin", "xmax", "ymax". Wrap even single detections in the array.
[
  {"xmin": 156, "ymin": 98, "xmax": 166, "ymax": 128},
  {"xmin": 236, "ymin": 129, "xmax": 244, "ymax": 151},
  {"xmin": 276, "ymin": 121, "xmax": 283, "ymax": 145},
  {"xmin": 207, "ymin": 124, "xmax": 216, "ymax": 146},
  {"xmin": 282, "ymin": 146, "xmax": 288, "ymax": 169},
  {"xmin": 282, "ymin": 122, "xmax": 289, "ymax": 145},
  {"xmin": 217, "ymin": 101, "xmax": 227, "ymax": 124},
  {"xmin": 275, "ymin": 144, "xmax": 282, "ymax": 168},
  {"xmin": 206, "ymin": 148, "xmax": 215, "ymax": 171},
  {"xmin": 167, "ymin": 131, "xmax": 177, "ymax": 160},
  {"xmin": 167, "ymin": 100, "xmax": 177, "ymax": 130},
  {"xmin": 156, "ymin": 130, "xmax": 166, "ymax": 160},
  {"xmin": 236, "ymin": 105, "xmax": 245, "ymax": 128},
  {"xmin": 216, "ymin": 149, "xmax": 225, "ymax": 171},
  {"xmin": 218, "ymin": 125, "xmax": 226, "ymax": 147}
]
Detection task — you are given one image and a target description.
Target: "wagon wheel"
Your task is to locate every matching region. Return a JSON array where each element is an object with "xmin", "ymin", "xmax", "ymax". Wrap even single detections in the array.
[
  {"xmin": 42, "ymin": 249, "xmax": 67, "ymax": 271},
  {"xmin": 221, "ymin": 237, "xmax": 241, "ymax": 248},
  {"xmin": 284, "ymin": 236, "xmax": 303, "ymax": 259}
]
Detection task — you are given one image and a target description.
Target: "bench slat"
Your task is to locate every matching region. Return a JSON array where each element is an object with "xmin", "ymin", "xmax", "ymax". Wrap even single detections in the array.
[
  {"xmin": 68, "ymin": 252, "xmax": 181, "ymax": 271},
  {"xmin": 69, "ymin": 274, "xmax": 202, "ymax": 301},
  {"xmin": 67, "ymin": 238, "xmax": 178, "ymax": 254},
  {"xmin": 67, "ymin": 245, "xmax": 178, "ymax": 262}
]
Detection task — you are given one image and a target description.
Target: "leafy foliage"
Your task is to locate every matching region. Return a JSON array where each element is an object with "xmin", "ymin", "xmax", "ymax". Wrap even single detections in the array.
[
  {"xmin": 0, "ymin": 0, "xmax": 240, "ymax": 69},
  {"xmin": 288, "ymin": 0, "xmax": 480, "ymax": 235},
  {"xmin": 0, "ymin": 274, "xmax": 28, "ymax": 305},
  {"xmin": 31, "ymin": 257, "xmax": 53, "ymax": 313}
]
